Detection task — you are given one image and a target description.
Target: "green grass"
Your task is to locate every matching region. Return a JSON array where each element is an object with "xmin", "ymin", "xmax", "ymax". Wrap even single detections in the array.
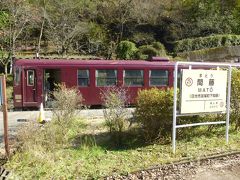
[{"xmin": 5, "ymin": 122, "xmax": 240, "ymax": 179}]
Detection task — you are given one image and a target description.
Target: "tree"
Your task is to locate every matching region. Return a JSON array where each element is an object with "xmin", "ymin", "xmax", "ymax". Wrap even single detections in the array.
[
  {"xmin": 0, "ymin": 0, "xmax": 38, "ymax": 74},
  {"xmin": 0, "ymin": 11, "xmax": 11, "ymax": 74},
  {"xmin": 44, "ymin": 0, "xmax": 94, "ymax": 56},
  {"xmin": 171, "ymin": 0, "xmax": 237, "ymax": 38},
  {"xmin": 74, "ymin": 22, "xmax": 108, "ymax": 56},
  {"xmin": 29, "ymin": 0, "xmax": 48, "ymax": 57},
  {"xmin": 96, "ymin": 0, "xmax": 135, "ymax": 41}
]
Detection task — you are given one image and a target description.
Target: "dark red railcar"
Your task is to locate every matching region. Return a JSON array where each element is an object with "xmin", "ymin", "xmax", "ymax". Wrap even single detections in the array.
[{"xmin": 13, "ymin": 58, "xmax": 175, "ymax": 109}]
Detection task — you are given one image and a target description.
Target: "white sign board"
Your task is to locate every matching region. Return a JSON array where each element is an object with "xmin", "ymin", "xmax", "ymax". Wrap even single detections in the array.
[{"xmin": 180, "ymin": 69, "xmax": 227, "ymax": 114}]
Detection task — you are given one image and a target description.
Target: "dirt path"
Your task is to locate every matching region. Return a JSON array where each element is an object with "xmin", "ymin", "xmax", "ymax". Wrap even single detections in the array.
[{"xmin": 191, "ymin": 154, "xmax": 240, "ymax": 180}]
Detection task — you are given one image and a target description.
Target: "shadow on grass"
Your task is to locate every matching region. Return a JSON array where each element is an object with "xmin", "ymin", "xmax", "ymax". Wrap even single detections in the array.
[
  {"xmin": 72, "ymin": 127, "xmax": 150, "ymax": 151},
  {"xmin": 176, "ymin": 124, "xmax": 228, "ymax": 142},
  {"xmin": 72, "ymin": 122, "xmax": 234, "ymax": 151}
]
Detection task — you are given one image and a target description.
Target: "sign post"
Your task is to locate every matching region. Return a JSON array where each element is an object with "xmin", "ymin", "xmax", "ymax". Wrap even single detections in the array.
[
  {"xmin": 172, "ymin": 62, "xmax": 232, "ymax": 154},
  {"xmin": 0, "ymin": 75, "xmax": 9, "ymax": 157}
]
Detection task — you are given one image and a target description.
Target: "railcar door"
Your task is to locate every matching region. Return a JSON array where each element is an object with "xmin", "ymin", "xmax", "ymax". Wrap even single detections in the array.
[
  {"xmin": 44, "ymin": 69, "xmax": 61, "ymax": 108},
  {"xmin": 24, "ymin": 69, "xmax": 37, "ymax": 102}
]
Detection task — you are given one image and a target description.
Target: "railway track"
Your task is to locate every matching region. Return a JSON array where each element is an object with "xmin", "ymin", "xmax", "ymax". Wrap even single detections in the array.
[
  {"xmin": 106, "ymin": 151, "xmax": 240, "ymax": 180},
  {"xmin": 0, "ymin": 158, "xmax": 9, "ymax": 179}
]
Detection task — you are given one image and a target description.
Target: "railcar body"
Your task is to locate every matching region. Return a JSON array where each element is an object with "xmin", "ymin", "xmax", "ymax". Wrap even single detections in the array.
[{"xmin": 13, "ymin": 58, "xmax": 175, "ymax": 109}]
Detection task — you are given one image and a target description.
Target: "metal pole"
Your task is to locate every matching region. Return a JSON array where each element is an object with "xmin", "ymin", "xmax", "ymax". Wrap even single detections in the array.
[
  {"xmin": 2, "ymin": 75, "xmax": 9, "ymax": 157},
  {"xmin": 226, "ymin": 66, "xmax": 232, "ymax": 144},
  {"xmin": 172, "ymin": 62, "xmax": 178, "ymax": 154}
]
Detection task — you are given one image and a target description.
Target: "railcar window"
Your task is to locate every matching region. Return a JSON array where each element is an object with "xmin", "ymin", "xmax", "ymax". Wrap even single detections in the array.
[
  {"xmin": 96, "ymin": 70, "xmax": 117, "ymax": 86},
  {"xmin": 124, "ymin": 70, "xmax": 144, "ymax": 86},
  {"xmin": 149, "ymin": 70, "xmax": 168, "ymax": 86},
  {"xmin": 78, "ymin": 69, "xmax": 89, "ymax": 87},
  {"xmin": 27, "ymin": 70, "xmax": 34, "ymax": 86},
  {"xmin": 14, "ymin": 67, "xmax": 21, "ymax": 85}
]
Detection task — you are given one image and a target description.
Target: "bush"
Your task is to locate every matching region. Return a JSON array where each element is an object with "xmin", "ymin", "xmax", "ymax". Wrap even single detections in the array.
[
  {"xmin": 17, "ymin": 117, "xmax": 85, "ymax": 152},
  {"xmin": 175, "ymin": 34, "xmax": 240, "ymax": 53},
  {"xmin": 152, "ymin": 42, "xmax": 167, "ymax": 56},
  {"xmin": 52, "ymin": 84, "xmax": 84, "ymax": 125},
  {"xmin": 116, "ymin": 40, "xmax": 138, "ymax": 59},
  {"xmin": 17, "ymin": 85, "xmax": 85, "ymax": 151},
  {"xmin": 101, "ymin": 86, "xmax": 130, "ymax": 145},
  {"xmin": 231, "ymin": 68, "xmax": 240, "ymax": 131},
  {"xmin": 138, "ymin": 45, "xmax": 158, "ymax": 59},
  {"xmin": 131, "ymin": 32, "xmax": 155, "ymax": 46},
  {"xmin": 135, "ymin": 88, "xmax": 174, "ymax": 142},
  {"xmin": 138, "ymin": 42, "xmax": 167, "ymax": 60}
]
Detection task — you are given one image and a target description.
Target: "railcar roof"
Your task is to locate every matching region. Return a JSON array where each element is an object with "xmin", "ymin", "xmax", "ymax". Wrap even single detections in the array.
[{"xmin": 14, "ymin": 59, "xmax": 176, "ymax": 67}]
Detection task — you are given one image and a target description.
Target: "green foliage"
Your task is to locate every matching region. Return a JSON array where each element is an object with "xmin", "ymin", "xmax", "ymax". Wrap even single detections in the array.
[
  {"xmin": 131, "ymin": 32, "xmax": 155, "ymax": 46},
  {"xmin": 5, "ymin": 74, "xmax": 13, "ymax": 86},
  {"xmin": 138, "ymin": 45, "xmax": 158, "ymax": 59},
  {"xmin": 152, "ymin": 42, "xmax": 166, "ymax": 53},
  {"xmin": 177, "ymin": 0, "xmax": 238, "ymax": 37},
  {"xmin": 6, "ymin": 74, "xmax": 13, "ymax": 109},
  {"xmin": 176, "ymin": 46, "xmax": 240, "ymax": 62},
  {"xmin": 231, "ymin": 68, "xmax": 240, "ymax": 131},
  {"xmin": 137, "ymin": 42, "xmax": 167, "ymax": 60},
  {"xmin": 87, "ymin": 22, "xmax": 107, "ymax": 54},
  {"xmin": 175, "ymin": 34, "xmax": 240, "ymax": 53},
  {"xmin": 116, "ymin": 40, "xmax": 138, "ymax": 59},
  {"xmin": 135, "ymin": 88, "xmax": 174, "ymax": 142},
  {"xmin": 0, "ymin": 11, "xmax": 9, "ymax": 28}
]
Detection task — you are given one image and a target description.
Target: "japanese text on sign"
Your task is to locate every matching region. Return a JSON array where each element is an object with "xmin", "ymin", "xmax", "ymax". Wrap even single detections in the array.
[{"xmin": 180, "ymin": 69, "xmax": 227, "ymax": 114}]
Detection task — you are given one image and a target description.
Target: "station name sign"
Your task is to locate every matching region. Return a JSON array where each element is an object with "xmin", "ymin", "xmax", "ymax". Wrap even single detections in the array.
[{"xmin": 180, "ymin": 69, "xmax": 227, "ymax": 114}]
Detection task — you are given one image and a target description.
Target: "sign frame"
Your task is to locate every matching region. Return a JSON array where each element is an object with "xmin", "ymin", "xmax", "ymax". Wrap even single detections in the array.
[
  {"xmin": 172, "ymin": 62, "xmax": 232, "ymax": 154},
  {"xmin": 180, "ymin": 69, "xmax": 228, "ymax": 114}
]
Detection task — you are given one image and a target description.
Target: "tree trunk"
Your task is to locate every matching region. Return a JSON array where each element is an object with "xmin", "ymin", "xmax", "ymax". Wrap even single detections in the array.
[
  {"xmin": 10, "ymin": 39, "xmax": 16, "ymax": 74},
  {"xmin": 4, "ymin": 64, "xmax": 8, "ymax": 76},
  {"xmin": 36, "ymin": 18, "xmax": 45, "ymax": 58}
]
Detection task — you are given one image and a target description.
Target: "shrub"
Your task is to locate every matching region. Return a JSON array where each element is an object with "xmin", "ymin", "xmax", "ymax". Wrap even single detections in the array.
[
  {"xmin": 138, "ymin": 45, "xmax": 158, "ymax": 59},
  {"xmin": 131, "ymin": 32, "xmax": 155, "ymax": 46},
  {"xmin": 17, "ymin": 85, "xmax": 85, "ymax": 151},
  {"xmin": 175, "ymin": 34, "xmax": 240, "ymax": 53},
  {"xmin": 152, "ymin": 42, "xmax": 167, "ymax": 56},
  {"xmin": 231, "ymin": 68, "xmax": 240, "ymax": 131},
  {"xmin": 16, "ymin": 117, "xmax": 85, "ymax": 152},
  {"xmin": 135, "ymin": 88, "xmax": 174, "ymax": 142},
  {"xmin": 138, "ymin": 42, "xmax": 167, "ymax": 60},
  {"xmin": 52, "ymin": 84, "xmax": 84, "ymax": 126},
  {"xmin": 101, "ymin": 86, "xmax": 129, "ymax": 145},
  {"xmin": 116, "ymin": 40, "xmax": 138, "ymax": 59}
]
